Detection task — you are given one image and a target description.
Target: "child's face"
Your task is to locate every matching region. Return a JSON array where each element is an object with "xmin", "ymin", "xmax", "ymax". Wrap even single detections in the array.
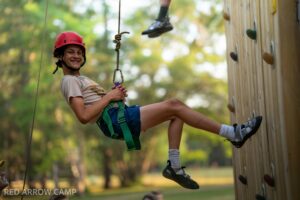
[{"xmin": 62, "ymin": 45, "xmax": 84, "ymax": 70}]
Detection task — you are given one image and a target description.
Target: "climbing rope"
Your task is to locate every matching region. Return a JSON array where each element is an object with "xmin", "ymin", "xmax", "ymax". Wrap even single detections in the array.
[
  {"xmin": 112, "ymin": 0, "xmax": 129, "ymax": 84},
  {"xmin": 20, "ymin": 0, "xmax": 49, "ymax": 199},
  {"xmin": 102, "ymin": 0, "xmax": 141, "ymax": 151}
]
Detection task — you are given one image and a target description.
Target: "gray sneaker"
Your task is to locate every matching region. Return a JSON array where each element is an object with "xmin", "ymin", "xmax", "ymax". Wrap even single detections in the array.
[
  {"xmin": 142, "ymin": 17, "xmax": 173, "ymax": 38},
  {"xmin": 231, "ymin": 116, "xmax": 263, "ymax": 148},
  {"xmin": 162, "ymin": 160, "xmax": 199, "ymax": 189}
]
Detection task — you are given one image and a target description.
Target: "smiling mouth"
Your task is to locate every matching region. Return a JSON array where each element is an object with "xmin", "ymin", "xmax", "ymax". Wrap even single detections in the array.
[{"xmin": 70, "ymin": 61, "xmax": 82, "ymax": 65}]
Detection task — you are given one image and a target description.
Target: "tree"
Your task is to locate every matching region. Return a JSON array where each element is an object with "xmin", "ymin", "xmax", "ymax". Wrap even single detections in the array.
[{"xmin": 0, "ymin": 0, "xmax": 230, "ymax": 191}]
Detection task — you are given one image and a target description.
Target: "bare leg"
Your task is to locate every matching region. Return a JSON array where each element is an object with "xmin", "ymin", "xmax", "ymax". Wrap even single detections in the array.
[
  {"xmin": 140, "ymin": 98, "xmax": 221, "ymax": 134},
  {"xmin": 141, "ymin": 99, "xmax": 215, "ymax": 190},
  {"xmin": 160, "ymin": 0, "xmax": 171, "ymax": 6},
  {"xmin": 168, "ymin": 117, "xmax": 183, "ymax": 149}
]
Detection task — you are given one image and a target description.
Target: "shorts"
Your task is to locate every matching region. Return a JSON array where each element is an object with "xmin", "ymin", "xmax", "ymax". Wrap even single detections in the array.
[{"xmin": 96, "ymin": 105, "xmax": 141, "ymax": 140}]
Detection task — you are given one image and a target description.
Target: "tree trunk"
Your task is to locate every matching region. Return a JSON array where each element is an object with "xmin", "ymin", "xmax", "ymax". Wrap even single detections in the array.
[
  {"xmin": 102, "ymin": 148, "xmax": 112, "ymax": 189},
  {"xmin": 52, "ymin": 163, "xmax": 59, "ymax": 188}
]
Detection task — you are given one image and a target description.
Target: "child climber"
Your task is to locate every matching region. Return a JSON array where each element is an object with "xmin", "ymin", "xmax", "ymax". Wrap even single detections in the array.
[{"xmin": 53, "ymin": 31, "xmax": 262, "ymax": 190}]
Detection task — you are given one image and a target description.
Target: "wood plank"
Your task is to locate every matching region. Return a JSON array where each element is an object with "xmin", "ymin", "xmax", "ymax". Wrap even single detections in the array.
[
  {"xmin": 276, "ymin": 0, "xmax": 300, "ymax": 199},
  {"xmin": 225, "ymin": 0, "xmax": 300, "ymax": 199}
]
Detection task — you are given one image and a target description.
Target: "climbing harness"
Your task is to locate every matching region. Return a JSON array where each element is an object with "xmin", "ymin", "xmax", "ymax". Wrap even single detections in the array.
[
  {"xmin": 101, "ymin": 101, "xmax": 141, "ymax": 151},
  {"xmin": 101, "ymin": 0, "xmax": 140, "ymax": 151}
]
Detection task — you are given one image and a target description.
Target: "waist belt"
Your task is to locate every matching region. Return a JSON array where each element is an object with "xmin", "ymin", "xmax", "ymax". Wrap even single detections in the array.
[{"xmin": 101, "ymin": 101, "xmax": 141, "ymax": 151}]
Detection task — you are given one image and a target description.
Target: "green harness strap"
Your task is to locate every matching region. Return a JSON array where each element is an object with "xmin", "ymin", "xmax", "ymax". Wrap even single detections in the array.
[{"xmin": 102, "ymin": 102, "xmax": 140, "ymax": 151}]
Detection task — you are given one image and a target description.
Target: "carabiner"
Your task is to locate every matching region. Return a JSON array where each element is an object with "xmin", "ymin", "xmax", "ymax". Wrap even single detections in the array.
[{"xmin": 113, "ymin": 68, "xmax": 124, "ymax": 84}]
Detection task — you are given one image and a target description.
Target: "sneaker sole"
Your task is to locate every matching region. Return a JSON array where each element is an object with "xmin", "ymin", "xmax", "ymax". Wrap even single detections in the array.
[
  {"xmin": 162, "ymin": 170, "xmax": 199, "ymax": 190},
  {"xmin": 148, "ymin": 27, "xmax": 173, "ymax": 38},
  {"xmin": 231, "ymin": 116, "xmax": 263, "ymax": 148},
  {"xmin": 141, "ymin": 26, "xmax": 173, "ymax": 35}
]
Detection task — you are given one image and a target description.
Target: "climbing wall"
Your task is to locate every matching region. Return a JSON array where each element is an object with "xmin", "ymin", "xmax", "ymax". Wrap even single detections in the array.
[{"xmin": 223, "ymin": 0, "xmax": 300, "ymax": 199}]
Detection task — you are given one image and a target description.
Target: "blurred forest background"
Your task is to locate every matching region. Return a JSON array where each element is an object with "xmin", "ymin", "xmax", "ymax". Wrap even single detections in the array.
[{"xmin": 0, "ymin": 0, "xmax": 233, "ymax": 197}]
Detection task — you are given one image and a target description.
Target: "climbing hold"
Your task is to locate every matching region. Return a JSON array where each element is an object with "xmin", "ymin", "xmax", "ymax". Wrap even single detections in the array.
[
  {"xmin": 246, "ymin": 29, "xmax": 257, "ymax": 40},
  {"xmin": 238, "ymin": 175, "xmax": 248, "ymax": 185},
  {"xmin": 0, "ymin": 160, "xmax": 4, "ymax": 168},
  {"xmin": 264, "ymin": 174, "xmax": 275, "ymax": 187},
  {"xmin": 227, "ymin": 103, "xmax": 235, "ymax": 113},
  {"xmin": 230, "ymin": 52, "xmax": 238, "ymax": 62},
  {"xmin": 262, "ymin": 52, "xmax": 274, "ymax": 65},
  {"xmin": 223, "ymin": 12, "xmax": 230, "ymax": 21},
  {"xmin": 272, "ymin": 0, "xmax": 277, "ymax": 15}
]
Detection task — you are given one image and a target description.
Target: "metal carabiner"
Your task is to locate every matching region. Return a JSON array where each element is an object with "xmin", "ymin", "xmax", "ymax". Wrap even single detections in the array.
[{"xmin": 113, "ymin": 68, "xmax": 124, "ymax": 85}]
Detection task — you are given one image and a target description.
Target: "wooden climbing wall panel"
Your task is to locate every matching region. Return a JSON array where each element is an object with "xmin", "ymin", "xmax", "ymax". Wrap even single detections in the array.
[{"xmin": 224, "ymin": 0, "xmax": 300, "ymax": 199}]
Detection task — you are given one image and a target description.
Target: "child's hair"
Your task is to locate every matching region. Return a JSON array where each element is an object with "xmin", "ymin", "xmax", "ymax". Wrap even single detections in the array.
[
  {"xmin": 142, "ymin": 191, "xmax": 163, "ymax": 200},
  {"xmin": 49, "ymin": 194, "xmax": 68, "ymax": 200},
  {"xmin": 53, "ymin": 46, "xmax": 66, "ymax": 68}
]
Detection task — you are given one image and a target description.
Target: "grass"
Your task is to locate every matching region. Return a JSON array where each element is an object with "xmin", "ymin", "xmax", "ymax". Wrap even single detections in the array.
[
  {"xmin": 1, "ymin": 167, "xmax": 235, "ymax": 200},
  {"xmin": 72, "ymin": 185, "xmax": 234, "ymax": 200},
  {"xmin": 1, "ymin": 185, "xmax": 234, "ymax": 200}
]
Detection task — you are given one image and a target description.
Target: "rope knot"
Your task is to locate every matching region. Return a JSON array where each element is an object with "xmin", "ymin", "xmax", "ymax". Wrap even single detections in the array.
[{"xmin": 113, "ymin": 31, "xmax": 129, "ymax": 51}]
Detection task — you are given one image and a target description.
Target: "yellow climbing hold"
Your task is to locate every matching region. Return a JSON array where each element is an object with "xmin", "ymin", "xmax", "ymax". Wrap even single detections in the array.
[{"xmin": 272, "ymin": 0, "xmax": 277, "ymax": 15}]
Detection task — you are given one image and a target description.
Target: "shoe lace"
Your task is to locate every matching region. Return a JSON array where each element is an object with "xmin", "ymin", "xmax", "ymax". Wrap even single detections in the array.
[
  {"xmin": 235, "ymin": 118, "xmax": 256, "ymax": 140},
  {"xmin": 244, "ymin": 118, "xmax": 256, "ymax": 127},
  {"xmin": 179, "ymin": 166, "xmax": 191, "ymax": 179},
  {"xmin": 150, "ymin": 20, "xmax": 162, "ymax": 27}
]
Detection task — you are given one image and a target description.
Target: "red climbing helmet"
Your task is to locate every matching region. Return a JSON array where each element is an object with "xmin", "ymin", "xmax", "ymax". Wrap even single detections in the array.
[
  {"xmin": 52, "ymin": 31, "xmax": 87, "ymax": 74},
  {"xmin": 53, "ymin": 31, "xmax": 85, "ymax": 57}
]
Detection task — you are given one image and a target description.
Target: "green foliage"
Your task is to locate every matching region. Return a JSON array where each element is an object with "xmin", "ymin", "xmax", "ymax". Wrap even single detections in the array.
[{"xmin": 0, "ymin": 0, "xmax": 231, "ymax": 190}]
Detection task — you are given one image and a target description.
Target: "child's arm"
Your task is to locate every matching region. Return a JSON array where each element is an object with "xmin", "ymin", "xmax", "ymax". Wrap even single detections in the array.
[{"xmin": 69, "ymin": 86, "xmax": 127, "ymax": 124}]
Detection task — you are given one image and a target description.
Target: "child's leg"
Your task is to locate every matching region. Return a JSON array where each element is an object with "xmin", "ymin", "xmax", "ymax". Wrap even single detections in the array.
[
  {"xmin": 168, "ymin": 117, "xmax": 183, "ymax": 169},
  {"xmin": 139, "ymin": 98, "xmax": 262, "ymax": 189},
  {"xmin": 140, "ymin": 98, "xmax": 219, "ymax": 170},
  {"xmin": 140, "ymin": 99, "xmax": 199, "ymax": 189},
  {"xmin": 161, "ymin": 0, "xmax": 171, "ymax": 6},
  {"xmin": 158, "ymin": 0, "xmax": 171, "ymax": 21},
  {"xmin": 140, "ymin": 98, "xmax": 221, "ymax": 134},
  {"xmin": 140, "ymin": 98, "xmax": 262, "ymax": 145},
  {"xmin": 168, "ymin": 117, "xmax": 183, "ymax": 149}
]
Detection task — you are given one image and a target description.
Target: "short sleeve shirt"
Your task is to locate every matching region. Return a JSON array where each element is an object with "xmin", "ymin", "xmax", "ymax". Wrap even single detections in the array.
[{"xmin": 61, "ymin": 75, "xmax": 106, "ymax": 105}]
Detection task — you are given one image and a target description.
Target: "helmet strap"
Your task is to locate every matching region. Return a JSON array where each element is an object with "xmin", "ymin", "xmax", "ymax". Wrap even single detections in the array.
[{"xmin": 52, "ymin": 65, "xmax": 59, "ymax": 74}]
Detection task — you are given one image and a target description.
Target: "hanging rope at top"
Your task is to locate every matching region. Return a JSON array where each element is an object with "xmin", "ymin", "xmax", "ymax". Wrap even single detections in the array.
[
  {"xmin": 102, "ymin": 0, "xmax": 141, "ymax": 151},
  {"xmin": 112, "ymin": 0, "xmax": 129, "ymax": 84},
  {"xmin": 20, "ymin": 0, "xmax": 49, "ymax": 199}
]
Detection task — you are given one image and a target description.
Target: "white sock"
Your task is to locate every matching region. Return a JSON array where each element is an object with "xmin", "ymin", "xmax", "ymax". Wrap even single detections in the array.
[
  {"xmin": 219, "ymin": 124, "xmax": 235, "ymax": 141},
  {"xmin": 168, "ymin": 149, "xmax": 181, "ymax": 169}
]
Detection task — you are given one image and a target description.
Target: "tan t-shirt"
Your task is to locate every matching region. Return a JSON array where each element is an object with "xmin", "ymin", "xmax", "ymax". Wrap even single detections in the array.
[{"xmin": 61, "ymin": 75, "xmax": 106, "ymax": 105}]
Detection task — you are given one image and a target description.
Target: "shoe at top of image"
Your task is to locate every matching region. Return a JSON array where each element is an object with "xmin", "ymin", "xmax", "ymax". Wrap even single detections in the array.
[{"xmin": 142, "ymin": 17, "xmax": 173, "ymax": 38}]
